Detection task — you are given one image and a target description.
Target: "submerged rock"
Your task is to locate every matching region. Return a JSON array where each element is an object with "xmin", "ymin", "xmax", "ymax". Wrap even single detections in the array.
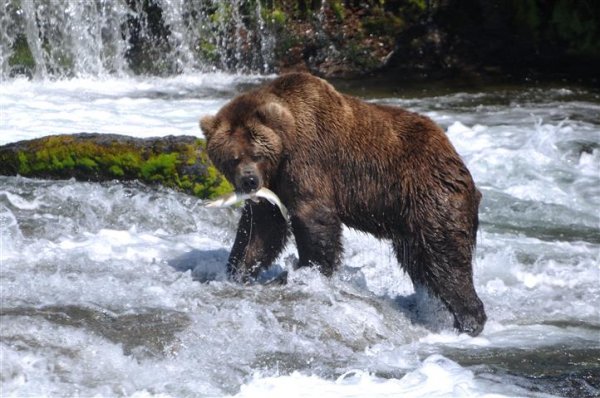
[{"xmin": 0, "ymin": 133, "xmax": 232, "ymax": 199}]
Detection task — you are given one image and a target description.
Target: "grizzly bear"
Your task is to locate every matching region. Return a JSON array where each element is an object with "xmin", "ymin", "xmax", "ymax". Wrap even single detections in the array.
[{"xmin": 200, "ymin": 72, "xmax": 486, "ymax": 336}]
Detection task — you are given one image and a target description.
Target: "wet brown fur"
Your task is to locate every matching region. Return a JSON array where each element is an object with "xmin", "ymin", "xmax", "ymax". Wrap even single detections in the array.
[{"xmin": 200, "ymin": 72, "xmax": 487, "ymax": 336}]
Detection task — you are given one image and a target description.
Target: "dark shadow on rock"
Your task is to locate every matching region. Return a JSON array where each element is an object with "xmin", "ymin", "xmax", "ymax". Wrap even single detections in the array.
[
  {"xmin": 168, "ymin": 249, "xmax": 229, "ymax": 283},
  {"xmin": 168, "ymin": 249, "xmax": 287, "ymax": 285},
  {"xmin": 392, "ymin": 286, "xmax": 455, "ymax": 334},
  {"xmin": 170, "ymin": 250, "xmax": 452, "ymax": 332},
  {"xmin": 336, "ymin": 264, "xmax": 455, "ymax": 334},
  {"xmin": 0, "ymin": 304, "xmax": 190, "ymax": 359}
]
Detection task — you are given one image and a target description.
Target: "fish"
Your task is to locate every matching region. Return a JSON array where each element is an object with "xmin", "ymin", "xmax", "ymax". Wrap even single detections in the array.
[{"xmin": 205, "ymin": 187, "xmax": 289, "ymax": 220}]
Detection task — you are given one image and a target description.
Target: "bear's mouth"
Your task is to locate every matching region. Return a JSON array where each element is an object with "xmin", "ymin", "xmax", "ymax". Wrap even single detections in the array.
[{"xmin": 236, "ymin": 174, "xmax": 263, "ymax": 194}]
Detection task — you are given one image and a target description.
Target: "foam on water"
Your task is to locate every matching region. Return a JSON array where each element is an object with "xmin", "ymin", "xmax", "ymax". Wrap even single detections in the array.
[
  {"xmin": 233, "ymin": 353, "xmax": 560, "ymax": 398},
  {"xmin": 1, "ymin": 77, "xmax": 599, "ymax": 397}
]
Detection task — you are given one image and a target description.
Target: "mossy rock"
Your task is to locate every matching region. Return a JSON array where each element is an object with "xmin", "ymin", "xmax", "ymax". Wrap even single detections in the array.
[{"xmin": 0, "ymin": 133, "xmax": 232, "ymax": 199}]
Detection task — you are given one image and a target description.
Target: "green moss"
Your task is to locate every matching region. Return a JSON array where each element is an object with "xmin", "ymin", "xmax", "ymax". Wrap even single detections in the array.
[
  {"xmin": 193, "ymin": 180, "xmax": 232, "ymax": 199},
  {"xmin": 17, "ymin": 151, "xmax": 31, "ymax": 175},
  {"xmin": 362, "ymin": 5, "xmax": 405, "ymax": 37},
  {"xmin": 329, "ymin": 1, "xmax": 345, "ymax": 21},
  {"xmin": 104, "ymin": 152, "xmax": 142, "ymax": 177},
  {"xmin": 211, "ymin": 177, "xmax": 234, "ymax": 198},
  {"xmin": 51, "ymin": 154, "xmax": 76, "ymax": 170},
  {"xmin": 209, "ymin": 167, "xmax": 234, "ymax": 196},
  {"xmin": 108, "ymin": 164, "xmax": 125, "ymax": 177},
  {"xmin": 8, "ymin": 35, "xmax": 35, "ymax": 75},
  {"xmin": 1, "ymin": 134, "xmax": 233, "ymax": 199},
  {"xmin": 210, "ymin": 3, "xmax": 233, "ymax": 25},
  {"xmin": 344, "ymin": 42, "xmax": 380, "ymax": 71},
  {"xmin": 76, "ymin": 157, "xmax": 98, "ymax": 170},
  {"xmin": 140, "ymin": 153, "xmax": 179, "ymax": 183},
  {"xmin": 269, "ymin": 9, "xmax": 287, "ymax": 26},
  {"xmin": 198, "ymin": 39, "xmax": 220, "ymax": 64},
  {"xmin": 408, "ymin": 0, "xmax": 427, "ymax": 11},
  {"xmin": 179, "ymin": 174, "xmax": 193, "ymax": 191}
]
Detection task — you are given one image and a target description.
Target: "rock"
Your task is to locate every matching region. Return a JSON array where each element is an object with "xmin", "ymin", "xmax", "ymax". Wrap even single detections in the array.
[{"xmin": 0, "ymin": 133, "xmax": 232, "ymax": 199}]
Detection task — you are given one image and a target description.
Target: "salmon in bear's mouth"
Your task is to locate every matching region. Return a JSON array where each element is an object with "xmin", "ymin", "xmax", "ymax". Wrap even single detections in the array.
[{"xmin": 205, "ymin": 187, "xmax": 288, "ymax": 220}]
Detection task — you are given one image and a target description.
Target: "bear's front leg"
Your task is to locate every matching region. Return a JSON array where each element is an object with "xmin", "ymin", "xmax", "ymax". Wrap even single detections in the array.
[
  {"xmin": 227, "ymin": 200, "xmax": 288, "ymax": 282},
  {"xmin": 290, "ymin": 202, "xmax": 343, "ymax": 276}
]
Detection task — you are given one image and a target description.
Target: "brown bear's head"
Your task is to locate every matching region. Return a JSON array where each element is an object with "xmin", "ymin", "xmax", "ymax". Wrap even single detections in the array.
[{"xmin": 200, "ymin": 94, "xmax": 294, "ymax": 194}]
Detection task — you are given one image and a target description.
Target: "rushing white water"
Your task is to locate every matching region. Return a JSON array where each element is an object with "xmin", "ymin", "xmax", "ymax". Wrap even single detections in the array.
[{"xmin": 1, "ymin": 75, "xmax": 599, "ymax": 398}]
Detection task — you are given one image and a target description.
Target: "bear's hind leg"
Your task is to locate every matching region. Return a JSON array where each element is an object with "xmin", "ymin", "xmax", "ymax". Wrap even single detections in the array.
[
  {"xmin": 228, "ymin": 200, "xmax": 288, "ymax": 282},
  {"xmin": 394, "ymin": 233, "xmax": 486, "ymax": 337}
]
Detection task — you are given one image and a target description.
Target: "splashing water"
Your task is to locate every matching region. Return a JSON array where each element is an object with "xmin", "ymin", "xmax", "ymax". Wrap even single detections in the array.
[{"xmin": 1, "ymin": 75, "xmax": 599, "ymax": 397}]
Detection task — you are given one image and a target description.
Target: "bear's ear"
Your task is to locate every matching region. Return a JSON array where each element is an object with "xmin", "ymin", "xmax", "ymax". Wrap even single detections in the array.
[
  {"xmin": 199, "ymin": 115, "xmax": 216, "ymax": 140},
  {"xmin": 257, "ymin": 102, "xmax": 294, "ymax": 129}
]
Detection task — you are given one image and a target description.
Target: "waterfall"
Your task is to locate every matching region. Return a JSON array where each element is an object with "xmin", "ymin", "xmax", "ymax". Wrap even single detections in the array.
[{"xmin": 0, "ymin": 0, "xmax": 276, "ymax": 79}]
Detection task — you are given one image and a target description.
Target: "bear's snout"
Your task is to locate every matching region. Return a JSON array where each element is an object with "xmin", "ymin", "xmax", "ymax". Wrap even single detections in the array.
[
  {"xmin": 236, "ymin": 164, "xmax": 262, "ymax": 193},
  {"xmin": 240, "ymin": 175, "xmax": 259, "ymax": 192}
]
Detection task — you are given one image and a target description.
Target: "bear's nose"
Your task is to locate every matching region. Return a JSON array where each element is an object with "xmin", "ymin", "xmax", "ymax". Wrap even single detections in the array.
[{"xmin": 240, "ymin": 175, "xmax": 259, "ymax": 192}]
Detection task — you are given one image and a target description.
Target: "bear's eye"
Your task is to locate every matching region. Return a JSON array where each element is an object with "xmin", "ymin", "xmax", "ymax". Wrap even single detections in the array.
[
  {"xmin": 251, "ymin": 154, "xmax": 265, "ymax": 162},
  {"xmin": 226, "ymin": 158, "xmax": 240, "ymax": 168}
]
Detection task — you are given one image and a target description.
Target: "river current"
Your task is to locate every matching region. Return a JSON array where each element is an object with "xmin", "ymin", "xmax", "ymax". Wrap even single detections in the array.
[{"xmin": 1, "ymin": 74, "xmax": 599, "ymax": 397}]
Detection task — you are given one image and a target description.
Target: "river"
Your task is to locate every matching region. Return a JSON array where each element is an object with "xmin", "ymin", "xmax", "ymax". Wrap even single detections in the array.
[{"xmin": 1, "ymin": 73, "xmax": 599, "ymax": 397}]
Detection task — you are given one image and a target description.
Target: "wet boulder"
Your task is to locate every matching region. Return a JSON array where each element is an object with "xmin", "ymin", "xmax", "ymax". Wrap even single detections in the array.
[{"xmin": 0, "ymin": 133, "xmax": 232, "ymax": 199}]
